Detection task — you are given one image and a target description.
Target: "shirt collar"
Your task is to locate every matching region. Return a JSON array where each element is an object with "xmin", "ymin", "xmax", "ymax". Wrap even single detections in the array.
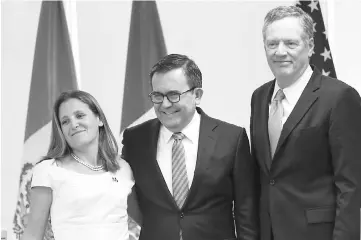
[
  {"xmin": 160, "ymin": 111, "xmax": 201, "ymax": 144},
  {"xmin": 272, "ymin": 65, "xmax": 313, "ymax": 105}
]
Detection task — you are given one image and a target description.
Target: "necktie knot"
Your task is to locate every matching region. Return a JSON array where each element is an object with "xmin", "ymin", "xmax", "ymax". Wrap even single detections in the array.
[
  {"xmin": 274, "ymin": 89, "xmax": 285, "ymax": 102},
  {"xmin": 172, "ymin": 132, "xmax": 185, "ymax": 141}
]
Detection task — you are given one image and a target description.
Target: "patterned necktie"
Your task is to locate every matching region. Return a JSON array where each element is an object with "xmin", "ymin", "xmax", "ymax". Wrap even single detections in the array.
[
  {"xmin": 172, "ymin": 132, "xmax": 188, "ymax": 240},
  {"xmin": 172, "ymin": 132, "xmax": 189, "ymax": 208},
  {"xmin": 268, "ymin": 89, "xmax": 286, "ymax": 158}
]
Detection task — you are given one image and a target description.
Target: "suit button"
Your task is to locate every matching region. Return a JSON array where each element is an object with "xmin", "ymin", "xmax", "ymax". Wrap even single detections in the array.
[
  {"xmin": 180, "ymin": 212, "xmax": 184, "ymax": 218},
  {"xmin": 270, "ymin": 179, "xmax": 275, "ymax": 185}
]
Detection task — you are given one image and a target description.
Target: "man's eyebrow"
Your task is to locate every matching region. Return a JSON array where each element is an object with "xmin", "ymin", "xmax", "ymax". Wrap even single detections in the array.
[{"xmin": 153, "ymin": 90, "xmax": 181, "ymax": 94}]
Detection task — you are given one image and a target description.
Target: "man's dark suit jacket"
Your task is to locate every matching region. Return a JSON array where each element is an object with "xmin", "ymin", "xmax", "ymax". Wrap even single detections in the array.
[
  {"xmin": 122, "ymin": 107, "xmax": 259, "ymax": 240},
  {"xmin": 250, "ymin": 66, "xmax": 361, "ymax": 240}
]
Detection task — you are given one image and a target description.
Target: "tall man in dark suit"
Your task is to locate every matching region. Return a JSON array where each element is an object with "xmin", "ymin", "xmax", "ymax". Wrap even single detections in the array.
[
  {"xmin": 250, "ymin": 5, "xmax": 361, "ymax": 240},
  {"xmin": 122, "ymin": 54, "xmax": 259, "ymax": 240}
]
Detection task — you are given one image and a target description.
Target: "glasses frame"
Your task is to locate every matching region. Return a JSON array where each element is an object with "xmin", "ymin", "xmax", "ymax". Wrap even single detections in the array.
[{"xmin": 148, "ymin": 87, "xmax": 196, "ymax": 104}]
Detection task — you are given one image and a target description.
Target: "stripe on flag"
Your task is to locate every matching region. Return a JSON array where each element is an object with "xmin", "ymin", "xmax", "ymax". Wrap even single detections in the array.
[
  {"xmin": 120, "ymin": 2, "xmax": 167, "ymax": 240},
  {"xmin": 120, "ymin": 1, "xmax": 167, "ymax": 133},
  {"xmin": 12, "ymin": 2, "xmax": 78, "ymax": 240},
  {"xmin": 296, "ymin": 1, "xmax": 337, "ymax": 78}
]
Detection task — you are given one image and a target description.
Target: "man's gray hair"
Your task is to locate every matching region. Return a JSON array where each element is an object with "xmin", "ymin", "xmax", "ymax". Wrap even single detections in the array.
[{"xmin": 262, "ymin": 5, "xmax": 314, "ymax": 42}]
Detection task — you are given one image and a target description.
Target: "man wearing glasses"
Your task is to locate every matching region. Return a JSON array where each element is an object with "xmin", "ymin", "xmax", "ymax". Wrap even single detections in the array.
[{"xmin": 122, "ymin": 54, "xmax": 259, "ymax": 240}]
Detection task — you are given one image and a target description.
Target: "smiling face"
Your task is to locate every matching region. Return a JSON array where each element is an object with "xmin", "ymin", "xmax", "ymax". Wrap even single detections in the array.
[
  {"xmin": 151, "ymin": 68, "xmax": 202, "ymax": 133},
  {"xmin": 58, "ymin": 98, "xmax": 103, "ymax": 150},
  {"xmin": 264, "ymin": 17, "xmax": 314, "ymax": 87}
]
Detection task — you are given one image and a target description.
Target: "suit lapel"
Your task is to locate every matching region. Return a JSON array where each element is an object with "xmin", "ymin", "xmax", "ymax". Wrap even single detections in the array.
[
  {"xmin": 147, "ymin": 119, "xmax": 179, "ymax": 207},
  {"xmin": 262, "ymin": 81, "xmax": 275, "ymax": 171},
  {"xmin": 273, "ymin": 68, "xmax": 321, "ymax": 157},
  {"xmin": 183, "ymin": 108, "xmax": 217, "ymax": 208}
]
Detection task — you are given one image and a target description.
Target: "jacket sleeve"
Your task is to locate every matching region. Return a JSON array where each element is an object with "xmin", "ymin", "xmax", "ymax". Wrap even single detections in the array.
[
  {"xmin": 328, "ymin": 86, "xmax": 361, "ymax": 239},
  {"xmin": 233, "ymin": 128, "xmax": 260, "ymax": 240}
]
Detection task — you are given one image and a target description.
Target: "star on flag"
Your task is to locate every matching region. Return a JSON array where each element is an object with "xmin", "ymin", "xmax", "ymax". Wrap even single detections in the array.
[
  {"xmin": 320, "ymin": 47, "xmax": 332, "ymax": 62},
  {"xmin": 323, "ymin": 29, "xmax": 328, "ymax": 39},
  {"xmin": 322, "ymin": 69, "xmax": 330, "ymax": 76},
  {"xmin": 308, "ymin": 1, "xmax": 319, "ymax": 13}
]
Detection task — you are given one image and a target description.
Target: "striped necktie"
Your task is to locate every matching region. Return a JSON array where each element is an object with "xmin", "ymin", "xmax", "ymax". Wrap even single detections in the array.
[
  {"xmin": 172, "ymin": 132, "xmax": 188, "ymax": 240},
  {"xmin": 172, "ymin": 132, "xmax": 189, "ymax": 208}
]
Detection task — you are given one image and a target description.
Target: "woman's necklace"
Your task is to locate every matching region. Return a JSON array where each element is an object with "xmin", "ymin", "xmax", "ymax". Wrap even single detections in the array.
[{"xmin": 70, "ymin": 153, "xmax": 105, "ymax": 171}]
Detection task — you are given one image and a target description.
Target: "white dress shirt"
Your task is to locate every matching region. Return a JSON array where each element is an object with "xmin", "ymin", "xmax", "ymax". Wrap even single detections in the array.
[
  {"xmin": 270, "ymin": 66, "xmax": 313, "ymax": 126},
  {"xmin": 156, "ymin": 111, "xmax": 201, "ymax": 195}
]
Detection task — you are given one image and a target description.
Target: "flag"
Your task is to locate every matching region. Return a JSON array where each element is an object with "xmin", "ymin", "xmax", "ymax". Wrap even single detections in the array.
[
  {"xmin": 296, "ymin": 0, "xmax": 337, "ymax": 78},
  {"xmin": 12, "ymin": 1, "xmax": 78, "ymax": 240},
  {"xmin": 120, "ymin": 1, "xmax": 167, "ymax": 239},
  {"xmin": 120, "ymin": 1, "xmax": 167, "ymax": 133}
]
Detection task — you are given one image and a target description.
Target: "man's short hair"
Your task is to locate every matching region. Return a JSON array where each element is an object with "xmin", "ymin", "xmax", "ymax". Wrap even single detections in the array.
[
  {"xmin": 150, "ymin": 54, "xmax": 202, "ymax": 88},
  {"xmin": 262, "ymin": 5, "xmax": 314, "ymax": 42}
]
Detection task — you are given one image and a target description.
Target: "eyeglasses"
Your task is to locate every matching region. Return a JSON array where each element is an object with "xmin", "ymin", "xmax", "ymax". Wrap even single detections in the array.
[{"xmin": 148, "ymin": 88, "xmax": 195, "ymax": 104}]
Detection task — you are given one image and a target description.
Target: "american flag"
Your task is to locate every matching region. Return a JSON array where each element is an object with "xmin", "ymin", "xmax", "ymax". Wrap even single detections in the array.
[{"xmin": 296, "ymin": 1, "xmax": 337, "ymax": 78}]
